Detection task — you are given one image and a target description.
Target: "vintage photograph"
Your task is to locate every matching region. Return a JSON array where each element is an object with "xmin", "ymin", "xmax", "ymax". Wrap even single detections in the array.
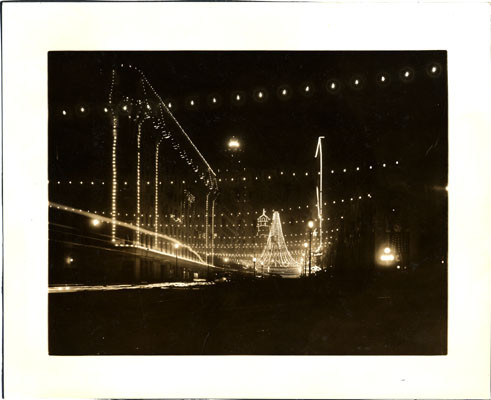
[{"xmin": 48, "ymin": 51, "xmax": 447, "ymax": 355}]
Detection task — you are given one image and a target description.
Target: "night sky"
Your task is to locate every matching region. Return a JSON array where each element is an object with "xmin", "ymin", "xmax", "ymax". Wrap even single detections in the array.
[
  {"xmin": 49, "ymin": 51, "xmax": 447, "ymax": 181},
  {"xmin": 49, "ymin": 51, "xmax": 447, "ymax": 256}
]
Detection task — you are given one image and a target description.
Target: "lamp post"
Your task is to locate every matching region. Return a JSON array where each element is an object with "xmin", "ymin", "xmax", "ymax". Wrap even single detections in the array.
[
  {"xmin": 303, "ymin": 242, "xmax": 308, "ymax": 276},
  {"xmin": 307, "ymin": 220, "xmax": 314, "ymax": 276},
  {"xmin": 174, "ymin": 243, "xmax": 179, "ymax": 279},
  {"xmin": 253, "ymin": 257, "xmax": 257, "ymax": 278},
  {"xmin": 261, "ymin": 261, "xmax": 264, "ymax": 277}
]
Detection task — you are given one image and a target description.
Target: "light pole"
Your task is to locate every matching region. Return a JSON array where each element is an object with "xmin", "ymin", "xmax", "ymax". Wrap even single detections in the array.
[
  {"xmin": 261, "ymin": 261, "xmax": 264, "ymax": 277},
  {"xmin": 174, "ymin": 243, "xmax": 179, "ymax": 279},
  {"xmin": 315, "ymin": 136, "xmax": 325, "ymax": 252},
  {"xmin": 303, "ymin": 242, "xmax": 308, "ymax": 276},
  {"xmin": 253, "ymin": 257, "xmax": 257, "ymax": 278},
  {"xmin": 307, "ymin": 220, "xmax": 314, "ymax": 276}
]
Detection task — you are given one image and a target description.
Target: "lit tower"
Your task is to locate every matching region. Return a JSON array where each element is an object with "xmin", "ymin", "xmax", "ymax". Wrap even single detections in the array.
[{"xmin": 258, "ymin": 211, "xmax": 300, "ymax": 277}]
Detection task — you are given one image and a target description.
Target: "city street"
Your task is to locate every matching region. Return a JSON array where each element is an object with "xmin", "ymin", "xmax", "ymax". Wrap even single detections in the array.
[
  {"xmin": 50, "ymin": 264, "xmax": 446, "ymax": 355},
  {"xmin": 48, "ymin": 51, "xmax": 448, "ymax": 355}
]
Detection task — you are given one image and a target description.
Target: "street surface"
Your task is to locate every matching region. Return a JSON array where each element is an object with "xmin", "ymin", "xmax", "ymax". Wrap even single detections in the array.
[{"xmin": 49, "ymin": 265, "xmax": 446, "ymax": 355}]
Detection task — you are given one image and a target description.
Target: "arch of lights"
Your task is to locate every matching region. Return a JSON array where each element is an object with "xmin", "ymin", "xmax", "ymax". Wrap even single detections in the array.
[{"xmin": 104, "ymin": 64, "xmax": 219, "ymax": 265}]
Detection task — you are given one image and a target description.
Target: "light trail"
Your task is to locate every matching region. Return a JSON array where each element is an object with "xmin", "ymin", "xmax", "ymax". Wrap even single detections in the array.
[
  {"xmin": 49, "ymin": 201, "xmax": 210, "ymax": 266},
  {"xmin": 49, "ymin": 281, "xmax": 214, "ymax": 294}
]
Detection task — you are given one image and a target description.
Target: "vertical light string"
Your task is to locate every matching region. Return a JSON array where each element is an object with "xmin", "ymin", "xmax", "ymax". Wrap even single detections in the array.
[
  {"xmin": 154, "ymin": 140, "xmax": 162, "ymax": 248},
  {"xmin": 109, "ymin": 69, "xmax": 118, "ymax": 243},
  {"xmin": 315, "ymin": 136, "xmax": 325, "ymax": 252},
  {"xmin": 211, "ymin": 196, "xmax": 215, "ymax": 266},
  {"xmin": 205, "ymin": 192, "xmax": 210, "ymax": 265},
  {"xmin": 136, "ymin": 121, "xmax": 142, "ymax": 245},
  {"xmin": 111, "ymin": 115, "xmax": 118, "ymax": 242}
]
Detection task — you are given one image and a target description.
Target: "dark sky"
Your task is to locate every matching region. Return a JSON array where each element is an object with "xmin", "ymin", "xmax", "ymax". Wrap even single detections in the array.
[{"xmin": 49, "ymin": 51, "xmax": 447, "ymax": 179}]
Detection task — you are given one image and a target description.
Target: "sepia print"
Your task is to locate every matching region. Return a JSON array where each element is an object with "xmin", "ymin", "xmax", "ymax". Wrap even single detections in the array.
[{"xmin": 48, "ymin": 51, "xmax": 447, "ymax": 355}]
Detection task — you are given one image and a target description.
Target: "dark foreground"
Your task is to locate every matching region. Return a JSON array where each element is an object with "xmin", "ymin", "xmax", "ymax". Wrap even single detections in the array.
[{"xmin": 49, "ymin": 266, "xmax": 446, "ymax": 355}]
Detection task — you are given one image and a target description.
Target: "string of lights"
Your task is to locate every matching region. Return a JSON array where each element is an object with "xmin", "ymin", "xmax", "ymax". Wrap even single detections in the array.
[
  {"xmin": 49, "ymin": 191, "xmax": 369, "ymax": 226},
  {"xmin": 49, "ymin": 163, "xmax": 400, "ymax": 186},
  {"xmin": 58, "ymin": 63, "xmax": 442, "ymax": 116}
]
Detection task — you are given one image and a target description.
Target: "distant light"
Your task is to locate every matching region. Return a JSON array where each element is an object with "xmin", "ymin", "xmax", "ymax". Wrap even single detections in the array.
[
  {"xmin": 122, "ymin": 105, "xmax": 127, "ymax": 111},
  {"xmin": 224, "ymin": 257, "xmax": 229, "ymax": 263},
  {"xmin": 91, "ymin": 219, "xmax": 101, "ymax": 227},
  {"xmin": 303, "ymin": 242, "xmax": 308, "ymax": 248},
  {"xmin": 103, "ymin": 107, "xmax": 108, "ymax": 113},
  {"xmin": 330, "ymin": 82, "xmax": 336, "ymax": 90},
  {"xmin": 258, "ymin": 91, "xmax": 263, "ymax": 98},
  {"xmin": 305, "ymin": 85, "xmax": 310, "ymax": 92},
  {"xmin": 308, "ymin": 220, "xmax": 314, "ymax": 229},
  {"xmin": 146, "ymin": 104, "xmax": 151, "ymax": 110},
  {"xmin": 354, "ymin": 79, "xmax": 359, "ymax": 86},
  {"xmin": 395, "ymin": 161, "xmax": 399, "ymax": 164},
  {"xmin": 383, "ymin": 163, "xmax": 386, "ymax": 167},
  {"xmin": 404, "ymin": 71, "xmax": 410, "ymax": 78},
  {"xmin": 190, "ymin": 100, "xmax": 195, "ymax": 106},
  {"xmin": 62, "ymin": 110, "xmax": 67, "ymax": 116},
  {"xmin": 331, "ymin": 170, "xmax": 334, "ymax": 174},
  {"xmin": 282, "ymin": 89, "xmax": 287, "ymax": 96},
  {"xmin": 369, "ymin": 165, "xmax": 373, "ymax": 169},
  {"xmin": 268, "ymin": 176, "xmax": 271, "ymax": 179},
  {"xmin": 384, "ymin": 247, "xmax": 391, "ymax": 254},
  {"xmin": 174, "ymin": 243, "xmax": 180, "ymax": 249},
  {"xmin": 236, "ymin": 94, "xmax": 241, "ymax": 101},
  {"xmin": 80, "ymin": 107, "xmax": 85, "ymax": 112},
  {"xmin": 396, "ymin": 265, "xmax": 401, "ymax": 269},
  {"xmin": 380, "ymin": 254, "xmax": 395, "ymax": 262},
  {"xmin": 212, "ymin": 97, "xmax": 217, "ymax": 103},
  {"xmin": 343, "ymin": 168, "xmax": 346, "ymax": 173},
  {"xmin": 66, "ymin": 257, "xmax": 74, "ymax": 264},
  {"xmin": 228, "ymin": 138, "xmax": 240, "ymax": 149},
  {"xmin": 356, "ymin": 167, "xmax": 360, "ymax": 171},
  {"xmin": 380, "ymin": 75, "xmax": 386, "ymax": 82},
  {"xmin": 253, "ymin": 257, "xmax": 257, "ymax": 262},
  {"xmin": 168, "ymin": 103, "xmax": 172, "ymax": 108}
]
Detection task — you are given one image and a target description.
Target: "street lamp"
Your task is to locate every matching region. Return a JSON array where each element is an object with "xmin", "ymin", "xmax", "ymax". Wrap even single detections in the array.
[
  {"xmin": 227, "ymin": 138, "xmax": 240, "ymax": 150},
  {"xmin": 307, "ymin": 221, "xmax": 314, "ymax": 276},
  {"xmin": 253, "ymin": 257, "xmax": 257, "ymax": 278},
  {"xmin": 174, "ymin": 243, "xmax": 180, "ymax": 278},
  {"xmin": 260, "ymin": 261, "xmax": 264, "ymax": 276},
  {"xmin": 91, "ymin": 218, "xmax": 101, "ymax": 227}
]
